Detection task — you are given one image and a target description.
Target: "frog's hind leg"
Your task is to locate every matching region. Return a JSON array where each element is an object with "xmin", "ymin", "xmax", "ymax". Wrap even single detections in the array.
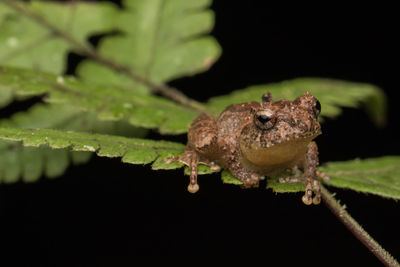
[{"xmin": 316, "ymin": 170, "xmax": 331, "ymax": 182}]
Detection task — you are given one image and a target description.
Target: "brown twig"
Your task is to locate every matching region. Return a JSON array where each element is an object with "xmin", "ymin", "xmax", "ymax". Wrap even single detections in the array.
[
  {"xmin": 321, "ymin": 185, "xmax": 399, "ymax": 267},
  {"xmin": 1, "ymin": 0, "xmax": 209, "ymax": 114}
]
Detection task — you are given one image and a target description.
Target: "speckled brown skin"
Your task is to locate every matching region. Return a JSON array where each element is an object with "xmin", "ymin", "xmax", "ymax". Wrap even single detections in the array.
[{"xmin": 167, "ymin": 92, "xmax": 323, "ymax": 205}]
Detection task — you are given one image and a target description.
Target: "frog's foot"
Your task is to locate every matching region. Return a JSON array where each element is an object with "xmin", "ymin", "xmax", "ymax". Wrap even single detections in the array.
[
  {"xmin": 241, "ymin": 173, "xmax": 264, "ymax": 189},
  {"xmin": 164, "ymin": 151, "xmax": 200, "ymax": 193},
  {"xmin": 301, "ymin": 178, "xmax": 321, "ymax": 205},
  {"xmin": 278, "ymin": 176, "xmax": 321, "ymax": 205},
  {"xmin": 187, "ymin": 158, "xmax": 220, "ymax": 193},
  {"xmin": 278, "ymin": 177, "xmax": 300, "ymax": 183},
  {"xmin": 316, "ymin": 170, "xmax": 331, "ymax": 182},
  {"xmin": 164, "ymin": 151, "xmax": 220, "ymax": 194}
]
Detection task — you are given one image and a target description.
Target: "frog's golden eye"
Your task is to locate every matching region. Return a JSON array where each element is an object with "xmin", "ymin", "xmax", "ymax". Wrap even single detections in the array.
[
  {"xmin": 254, "ymin": 110, "xmax": 276, "ymax": 130},
  {"xmin": 314, "ymin": 99, "xmax": 321, "ymax": 117}
]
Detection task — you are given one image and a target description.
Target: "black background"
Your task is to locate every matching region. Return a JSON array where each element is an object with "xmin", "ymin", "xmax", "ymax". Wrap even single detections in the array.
[{"xmin": 1, "ymin": 1, "xmax": 399, "ymax": 266}]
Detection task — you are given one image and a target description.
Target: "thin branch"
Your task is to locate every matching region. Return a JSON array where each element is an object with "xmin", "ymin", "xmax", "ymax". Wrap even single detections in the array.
[
  {"xmin": 1, "ymin": 0, "xmax": 209, "ymax": 114},
  {"xmin": 321, "ymin": 185, "xmax": 399, "ymax": 267}
]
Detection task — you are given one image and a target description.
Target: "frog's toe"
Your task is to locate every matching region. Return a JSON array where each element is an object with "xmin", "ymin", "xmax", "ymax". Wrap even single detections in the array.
[
  {"xmin": 301, "ymin": 178, "xmax": 322, "ymax": 205},
  {"xmin": 163, "ymin": 155, "xmax": 180, "ymax": 164},
  {"xmin": 312, "ymin": 179, "xmax": 321, "ymax": 205},
  {"xmin": 187, "ymin": 183, "xmax": 199, "ymax": 193},
  {"xmin": 210, "ymin": 162, "xmax": 221, "ymax": 171},
  {"xmin": 198, "ymin": 159, "xmax": 221, "ymax": 172},
  {"xmin": 241, "ymin": 174, "xmax": 263, "ymax": 188},
  {"xmin": 302, "ymin": 181, "xmax": 314, "ymax": 205},
  {"xmin": 312, "ymin": 195, "xmax": 321, "ymax": 205},
  {"xmin": 302, "ymin": 195, "xmax": 313, "ymax": 205},
  {"xmin": 278, "ymin": 177, "xmax": 300, "ymax": 183},
  {"xmin": 164, "ymin": 154, "xmax": 191, "ymax": 167},
  {"xmin": 316, "ymin": 170, "xmax": 331, "ymax": 182}
]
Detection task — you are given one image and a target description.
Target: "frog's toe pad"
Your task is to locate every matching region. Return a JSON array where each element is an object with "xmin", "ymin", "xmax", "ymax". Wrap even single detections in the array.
[
  {"xmin": 187, "ymin": 183, "xmax": 199, "ymax": 193},
  {"xmin": 300, "ymin": 179, "xmax": 322, "ymax": 205},
  {"xmin": 164, "ymin": 155, "xmax": 190, "ymax": 166},
  {"xmin": 302, "ymin": 195, "xmax": 313, "ymax": 205}
]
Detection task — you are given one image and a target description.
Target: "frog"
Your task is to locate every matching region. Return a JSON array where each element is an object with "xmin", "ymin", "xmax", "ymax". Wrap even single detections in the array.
[{"xmin": 165, "ymin": 91, "xmax": 326, "ymax": 205}]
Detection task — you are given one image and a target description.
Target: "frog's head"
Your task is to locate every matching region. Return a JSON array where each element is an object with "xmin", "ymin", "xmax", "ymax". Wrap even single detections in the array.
[
  {"xmin": 239, "ymin": 92, "xmax": 322, "ymax": 168},
  {"xmin": 252, "ymin": 91, "xmax": 321, "ymax": 140}
]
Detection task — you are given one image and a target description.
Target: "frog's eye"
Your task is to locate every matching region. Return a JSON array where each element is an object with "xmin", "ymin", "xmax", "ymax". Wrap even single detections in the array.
[
  {"xmin": 313, "ymin": 99, "xmax": 321, "ymax": 117},
  {"xmin": 254, "ymin": 110, "xmax": 276, "ymax": 130}
]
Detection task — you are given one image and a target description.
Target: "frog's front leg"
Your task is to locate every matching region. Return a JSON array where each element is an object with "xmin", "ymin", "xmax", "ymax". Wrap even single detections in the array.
[
  {"xmin": 165, "ymin": 146, "xmax": 201, "ymax": 193},
  {"xmin": 302, "ymin": 141, "xmax": 321, "ymax": 205},
  {"xmin": 278, "ymin": 142, "xmax": 321, "ymax": 205},
  {"xmin": 164, "ymin": 114, "xmax": 219, "ymax": 193}
]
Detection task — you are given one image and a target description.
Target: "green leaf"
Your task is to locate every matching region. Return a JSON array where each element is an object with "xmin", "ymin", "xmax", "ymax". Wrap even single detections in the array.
[
  {"xmin": 0, "ymin": 102, "xmax": 147, "ymax": 137},
  {"xmin": 0, "ymin": 137, "xmax": 88, "ymax": 183},
  {"xmin": 320, "ymin": 156, "xmax": 400, "ymax": 199},
  {"xmin": 0, "ymin": 1, "xmax": 117, "ymax": 74},
  {"xmin": 221, "ymin": 169, "xmax": 305, "ymax": 192},
  {"xmin": 151, "ymin": 151, "xmax": 184, "ymax": 170},
  {"xmin": 221, "ymin": 170, "xmax": 243, "ymax": 185},
  {"xmin": 0, "ymin": 82, "xmax": 14, "ymax": 108},
  {"xmin": 0, "ymin": 103, "xmax": 84, "ymax": 182},
  {"xmin": 1, "ymin": 0, "xmax": 219, "ymax": 132},
  {"xmin": 0, "ymin": 66, "xmax": 199, "ymax": 134},
  {"xmin": 184, "ymin": 164, "xmax": 218, "ymax": 176},
  {"xmin": 77, "ymin": 0, "xmax": 221, "ymax": 91},
  {"xmin": 267, "ymin": 177, "xmax": 306, "ymax": 193},
  {"xmin": 0, "ymin": 128, "xmax": 185, "ymax": 172},
  {"xmin": 207, "ymin": 78, "xmax": 386, "ymax": 127},
  {"xmin": 263, "ymin": 156, "xmax": 400, "ymax": 197},
  {"xmin": 0, "ymin": 1, "xmax": 117, "ymax": 108},
  {"xmin": 0, "ymin": 103, "xmax": 146, "ymax": 183},
  {"xmin": 0, "ymin": 102, "xmax": 81, "ymax": 129}
]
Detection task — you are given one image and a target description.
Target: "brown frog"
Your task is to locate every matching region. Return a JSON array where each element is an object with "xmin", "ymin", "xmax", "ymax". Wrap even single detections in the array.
[{"xmin": 166, "ymin": 92, "xmax": 326, "ymax": 205}]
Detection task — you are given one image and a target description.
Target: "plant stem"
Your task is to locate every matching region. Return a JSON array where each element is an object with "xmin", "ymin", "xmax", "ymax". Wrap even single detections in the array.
[
  {"xmin": 320, "ymin": 185, "xmax": 399, "ymax": 267},
  {"xmin": 2, "ymin": 0, "xmax": 209, "ymax": 114}
]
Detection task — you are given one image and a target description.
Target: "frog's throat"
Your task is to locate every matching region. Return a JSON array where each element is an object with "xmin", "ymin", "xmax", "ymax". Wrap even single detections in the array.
[{"xmin": 239, "ymin": 131, "xmax": 320, "ymax": 169}]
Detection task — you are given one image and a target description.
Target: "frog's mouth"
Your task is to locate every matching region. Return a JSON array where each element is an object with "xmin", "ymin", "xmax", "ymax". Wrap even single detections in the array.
[
  {"xmin": 239, "ymin": 126, "xmax": 321, "ymax": 169},
  {"xmin": 268, "ymin": 128, "xmax": 322, "ymax": 147}
]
